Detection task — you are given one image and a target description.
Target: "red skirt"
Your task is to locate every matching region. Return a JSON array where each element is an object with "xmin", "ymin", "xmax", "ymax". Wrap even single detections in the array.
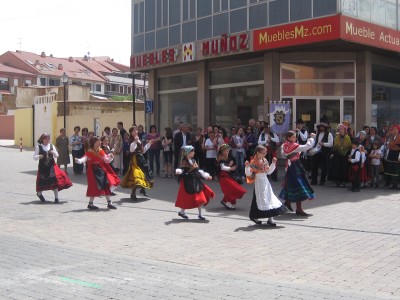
[
  {"xmin": 348, "ymin": 165, "xmax": 360, "ymax": 182},
  {"xmin": 175, "ymin": 181, "xmax": 215, "ymax": 209},
  {"xmin": 359, "ymin": 165, "xmax": 370, "ymax": 182},
  {"xmin": 36, "ymin": 163, "xmax": 72, "ymax": 192},
  {"xmin": 219, "ymin": 172, "xmax": 246, "ymax": 204},
  {"xmin": 86, "ymin": 163, "xmax": 120, "ymax": 197}
]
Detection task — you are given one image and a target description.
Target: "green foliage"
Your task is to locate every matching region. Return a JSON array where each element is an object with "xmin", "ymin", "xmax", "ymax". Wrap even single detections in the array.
[{"xmin": 110, "ymin": 95, "xmax": 134, "ymax": 101}]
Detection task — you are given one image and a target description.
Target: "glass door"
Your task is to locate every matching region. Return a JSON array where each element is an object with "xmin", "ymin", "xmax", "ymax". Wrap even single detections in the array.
[
  {"xmin": 296, "ymin": 99, "xmax": 316, "ymax": 132},
  {"xmin": 320, "ymin": 99, "xmax": 340, "ymax": 128}
]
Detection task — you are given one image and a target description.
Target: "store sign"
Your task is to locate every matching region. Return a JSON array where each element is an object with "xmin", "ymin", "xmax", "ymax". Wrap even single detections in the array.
[
  {"xmin": 202, "ymin": 33, "xmax": 249, "ymax": 56},
  {"xmin": 341, "ymin": 16, "xmax": 400, "ymax": 52},
  {"xmin": 182, "ymin": 43, "xmax": 195, "ymax": 62},
  {"xmin": 253, "ymin": 15, "xmax": 341, "ymax": 51},
  {"xmin": 130, "ymin": 48, "xmax": 178, "ymax": 70}
]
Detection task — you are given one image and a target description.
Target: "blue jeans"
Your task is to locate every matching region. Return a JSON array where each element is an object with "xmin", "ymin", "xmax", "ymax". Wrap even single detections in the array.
[
  {"xmin": 148, "ymin": 149, "xmax": 160, "ymax": 175},
  {"xmin": 235, "ymin": 152, "xmax": 245, "ymax": 178}
]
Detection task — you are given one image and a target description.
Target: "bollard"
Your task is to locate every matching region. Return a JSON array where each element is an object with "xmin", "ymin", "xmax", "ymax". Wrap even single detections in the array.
[{"xmin": 20, "ymin": 138, "xmax": 22, "ymax": 152}]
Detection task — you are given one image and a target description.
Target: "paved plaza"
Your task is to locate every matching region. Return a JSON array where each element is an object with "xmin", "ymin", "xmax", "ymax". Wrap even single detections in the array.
[{"xmin": 0, "ymin": 144, "xmax": 400, "ymax": 299}]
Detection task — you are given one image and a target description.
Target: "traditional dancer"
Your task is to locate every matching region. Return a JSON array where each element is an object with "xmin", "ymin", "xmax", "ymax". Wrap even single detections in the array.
[
  {"xmin": 75, "ymin": 136, "xmax": 120, "ymax": 209},
  {"xmin": 245, "ymin": 145, "xmax": 286, "ymax": 225},
  {"xmin": 216, "ymin": 144, "xmax": 247, "ymax": 210},
  {"xmin": 279, "ymin": 131, "xmax": 315, "ymax": 216},
  {"xmin": 121, "ymin": 126, "xmax": 154, "ymax": 200},
  {"xmin": 175, "ymin": 146, "xmax": 215, "ymax": 220},
  {"xmin": 348, "ymin": 139, "xmax": 362, "ymax": 192},
  {"xmin": 34, "ymin": 133, "xmax": 72, "ymax": 203}
]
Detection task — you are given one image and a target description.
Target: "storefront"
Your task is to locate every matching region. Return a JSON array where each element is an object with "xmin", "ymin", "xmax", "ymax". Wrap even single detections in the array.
[{"xmin": 131, "ymin": 2, "xmax": 400, "ymax": 133}]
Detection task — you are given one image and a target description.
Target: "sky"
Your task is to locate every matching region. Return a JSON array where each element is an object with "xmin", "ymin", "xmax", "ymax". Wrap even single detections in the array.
[{"xmin": 0, "ymin": 0, "xmax": 131, "ymax": 65}]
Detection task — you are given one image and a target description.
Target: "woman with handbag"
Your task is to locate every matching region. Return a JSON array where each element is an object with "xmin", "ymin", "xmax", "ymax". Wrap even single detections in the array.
[
  {"xmin": 245, "ymin": 145, "xmax": 286, "ymax": 226},
  {"xmin": 175, "ymin": 146, "xmax": 215, "ymax": 220},
  {"xmin": 75, "ymin": 136, "xmax": 120, "ymax": 210}
]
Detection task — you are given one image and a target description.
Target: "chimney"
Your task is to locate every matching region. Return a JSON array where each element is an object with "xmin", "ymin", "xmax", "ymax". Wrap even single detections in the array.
[
  {"xmin": 84, "ymin": 55, "xmax": 88, "ymax": 61},
  {"xmin": 68, "ymin": 57, "xmax": 73, "ymax": 62},
  {"xmin": 58, "ymin": 64, "xmax": 63, "ymax": 70},
  {"xmin": 50, "ymin": 54, "xmax": 53, "ymax": 57},
  {"xmin": 41, "ymin": 51, "xmax": 46, "ymax": 57},
  {"xmin": 16, "ymin": 50, "xmax": 21, "ymax": 53}
]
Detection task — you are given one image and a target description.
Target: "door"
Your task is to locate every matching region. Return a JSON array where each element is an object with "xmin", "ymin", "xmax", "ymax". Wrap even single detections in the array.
[
  {"xmin": 320, "ymin": 99, "xmax": 340, "ymax": 127},
  {"xmin": 295, "ymin": 99, "xmax": 316, "ymax": 132}
]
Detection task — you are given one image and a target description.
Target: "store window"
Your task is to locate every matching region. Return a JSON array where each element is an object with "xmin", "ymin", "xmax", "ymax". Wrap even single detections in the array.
[
  {"xmin": 156, "ymin": 28, "xmax": 168, "ymax": 49},
  {"xmin": 145, "ymin": 31, "xmax": 155, "ymax": 51},
  {"xmin": 145, "ymin": 0, "xmax": 156, "ymax": 31}
]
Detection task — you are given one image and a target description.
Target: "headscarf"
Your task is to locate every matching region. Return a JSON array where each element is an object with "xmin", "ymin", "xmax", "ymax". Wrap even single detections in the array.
[{"xmin": 179, "ymin": 145, "xmax": 194, "ymax": 164}]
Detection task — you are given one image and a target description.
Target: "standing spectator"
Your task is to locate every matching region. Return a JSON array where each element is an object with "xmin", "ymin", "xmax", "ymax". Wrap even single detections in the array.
[
  {"xmin": 70, "ymin": 126, "xmax": 83, "ymax": 175},
  {"xmin": 385, "ymin": 125, "xmax": 400, "ymax": 189},
  {"xmin": 109, "ymin": 128, "xmax": 122, "ymax": 175},
  {"xmin": 204, "ymin": 131, "xmax": 218, "ymax": 179},
  {"xmin": 102, "ymin": 126, "xmax": 111, "ymax": 138},
  {"xmin": 230, "ymin": 127, "xmax": 247, "ymax": 181},
  {"xmin": 162, "ymin": 127, "xmax": 174, "ymax": 178},
  {"xmin": 81, "ymin": 128, "xmax": 89, "ymax": 152},
  {"xmin": 365, "ymin": 126, "xmax": 383, "ymax": 153},
  {"xmin": 173, "ymin": 122, "xmax": 184, "ymax": 137},
  {"xmin": 310, "ymin": 122, "xmax": 333, "ymax": 186},
  {"xmin": 248, "ymin": 118, "xmax": 258, "ymax": 136},
  {"xmin": 117, "ymin": 122, "xmax": 127, "ymax": 139},
  {"xmin": 55, "ymin": 128, "xmax": 70, "ymax": 174},
  {"xmin": 378, "ymin": 123, "xmax": 389, "ymax": 139},
  {"xmin": 245, "ymin": 126, "xmax": 257, "ymax": 161},
  {"xmin": 193, "ymin": 127, "xmax": 205, "ymax": 169},
  {"xmin": 122, "ymin": 132, "xmax": 130, "ymax": 175},
  {"xmin": 146, "ymin": 125, "xmax": 162, "ymax": 177},
  {"xmin": 173, "ymin": 123, "xmax": 192, "ymax": 170},
  {"xmin": 369, "ymin": 141, "xmax": 382, "ymax": 188}
]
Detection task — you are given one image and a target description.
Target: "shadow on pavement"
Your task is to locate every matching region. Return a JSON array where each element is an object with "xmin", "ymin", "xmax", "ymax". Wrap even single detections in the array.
[
  {"xmin": 165, "ymin": 218, "xmax": 210, "ymax": 225},
  {"xmin": 234, "ymin": 224, "xmax": 286, "ymax": 232},
  {"xmin": 62, "ymin": 208, "xmax": 114, "ymax": 213},
  {"xmin": 113, "ymin": 197, "xmax": 150, "ymax": 204},
  {"xmin": 20, "ymin": 200, "xmax": 68, "ymax": 205},
  {"xmin": 276, "ymin": 213, "xmax": 314, "ymax": 220}
]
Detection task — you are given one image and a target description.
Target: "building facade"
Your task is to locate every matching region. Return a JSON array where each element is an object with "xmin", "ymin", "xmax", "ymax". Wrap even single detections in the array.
[{"xmin": 131, "ymin": 0, "xmax": 400, "ymax": 133}]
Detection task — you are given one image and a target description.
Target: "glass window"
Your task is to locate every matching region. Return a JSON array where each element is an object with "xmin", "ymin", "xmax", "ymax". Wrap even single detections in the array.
[
  {"xmin": 313, "ymin": 0, "xmax": 337, "ymax": 17},
  {"xmin": 159, "ymin": 91, "xmax": 197, "ymax": 132},
  {"xmin": 210, "ymin": 64, "xmax": 263, "ymax": 86},
  {"xmin": 269, "ymin": 0, "xmax": 289, "ymax": 26},
  {"xmin": 134, "ymin": 34, "xmax": 145, "ymax": 53},
  {"xmin": 358, "ymin": 0, "xmax": 371, "ymax": 21},
  {"xmin": 281, "ymin": 62, "xmax": 355, "ymax": 80},
  {"xmin": 145, "ymin": 0, "xmax": 156, "ymax": 31},
  {"xmin": 198, "ymin": 1, "xmax": 212, "ymax": 18},
  {"xmin": 372, "ymin": 64, "xmax": 400, "ymax": 85},
  {"xmin": 296, "ymin": 99, "xmax": 316, "ymax": 131},
  {"xmin": 169, "ymin": 24, "xmax": 181, "ymax": 46},
  {"xmin": 169, "ymin": 0, "xmax": 181, "ymax": 25},
  {"xmin": 386, "ymin": 1, "xmax": 397, "ymax": 29},
  {"xmin": 96, "ymin": 84, "xmax": 101, "ymax": 92},
  {"xmin": 163, "ymin": 0, "xmax": 168, "ymax": 26},
  {"xmin": 281, "ymin": 83, "xmax": 355, "ymax": 96},
  {"xmin": 156, "ymin": 28, "xmax": 169, "ymax": 49},
  {"xmin": 183, "ymin": 0, "xmax": 196, "ymax": 21},
  {"xmin": 197, "ymin": 17, "xmax": 212, "ymax": 40},
  {"xmin": 249, "ymin": 3, "xmax": 268, "ymax": 29},
  {"xmin": 139, "ymin": 2, "xmax": 144, "ymax": 33},
  {"xmin": 213, "ymin": 13, "xmax": 229, "ymax": 36},
  {"xmin": 159, "ymin": 73, "xmax": 197, "ymax": 90},
  {"xmin": 210, "ymin": 85, "xmax": 264, "ymax": 130},
  {"xmin": 371, "ymin": 0, "xmax": 385, "ymax": 25},
  {"xmin": 230, "ymin": 8, "xmax": 247, "ymax": 33},
  {"xmin": 49, "ymin": 79, "xmax": 60, "ymax": 86},
  {"xmin": 230, "ymin": 0, "xmax": 247, "ymax": 10},
  {"xmin": 341, "ymin": 0, "xmax": 357, "ymax": 17},
  {"xmin": 0, "ymin": 78, "xmax": 9, "ymax": 91},
  {"xmin": 344, "ymin": 99, "xmax": 354, "ymax": 126},
  {"xmin": 182, "ymin": 21, "xmax": 197, "ymax": 43},
  {"xmin": 156, "ymin": 0, "xmax": 162, "ymax": 27},
  {"xmin": 145, "ymin": 31, "xmax": 155, "ymax": 51},
  {"xmin": 134, "ymin": 3, "xmax": 139, "ymax": 34},
  {"xmin": 372, "ymin": 84, "xmax": 400, "ymax": 126},
  {"xmin": 290, "ymin": 0, "xmax": 311, "ymax": 22}
]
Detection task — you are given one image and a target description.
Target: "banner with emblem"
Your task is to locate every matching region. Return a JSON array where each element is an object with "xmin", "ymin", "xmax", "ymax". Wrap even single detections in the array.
[
  {"xmin": 182, "ymin": 43, "xmax": 195, "ymax": 62},
  {"xmin": 269, "ymin": 102, "xmax": 290, "ymax": 134}
]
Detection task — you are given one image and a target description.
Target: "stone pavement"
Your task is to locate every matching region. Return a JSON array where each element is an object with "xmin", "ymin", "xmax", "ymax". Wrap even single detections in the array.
[{"xmin": 0, "ymin": 146, "xmax": 400, "ymax": 299}]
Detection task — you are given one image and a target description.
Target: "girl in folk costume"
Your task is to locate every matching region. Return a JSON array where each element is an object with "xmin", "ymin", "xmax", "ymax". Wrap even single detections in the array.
[
  {"xmin": 75, "ymin": 136, "xmax": 120, "ymax": 209},
  {"xmin": 359, "ymin": 144, "xmax": 369, "ymax": 188},
  {"xmin": 279, "ymin": 131, "xmax": 315, "ymax": 216},
  {"xmin": 245, "ymin": 145, "xmax": 286, "ymax": 225},
  {"xmin": 216, "ymin": 144, "xmax": 247, "ymax": 210},
  {"xmin": 34, "ymin": 133, "xmax": 72, "ymax": 203},
  {"xmin": 175, "ymin": 146, "xmax": 215, "ymax": 220},
  {"xmin": 121, "ymin": 126, "xmax": 154, "ymax": 200},
  {"xmin": 347, "ymin": 139, "xmax": 362, "ymax": 192},
  {"xmin": 328, "ymin": 123, "xmax": 352, "ymax": 187}
]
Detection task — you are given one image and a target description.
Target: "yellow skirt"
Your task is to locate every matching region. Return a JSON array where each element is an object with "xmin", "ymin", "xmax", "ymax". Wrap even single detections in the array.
[{"xmin": 121, "ymin": 154, "xmax": 153, "ymax": 189}]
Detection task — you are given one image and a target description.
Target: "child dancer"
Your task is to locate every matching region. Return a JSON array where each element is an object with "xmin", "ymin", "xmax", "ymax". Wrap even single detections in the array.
[
  {"xmin": 245, "ymin": 145, "xmax": 286, "ymax": 225},
  {"xmin": 348, "ymin": 139, "xmax": 361, "ymax": 192},
  {"xmin": 121, "ymin": 126, "xmax": 154, "ymax": 200},
  {"xmin": 34, "ymin": 133, "xmax": 72, "ymax": 203},
  {"xmin": 216, "ymin": 144, "xmax": 247, "ymax": 210},
  {"xmin": 175, "ymin": 146, "xmax": 215, "ymax": 220},
  {"xmin": 75, "ymin": 136, "xmax": 120, "ymax": 209},
  {"xmin": 369, "ymin": 141, "xmax": 382, "ymax": 188},
  {"xmin": 279, "ymin": 131, "xmax": 315, "ymax": 216}
]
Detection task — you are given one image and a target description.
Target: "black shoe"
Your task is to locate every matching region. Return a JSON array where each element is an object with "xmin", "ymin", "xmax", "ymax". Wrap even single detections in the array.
[
  {"xmin": 110, "ymin": 192, "xmax": 117, "ymax": 196},
  {"xmin": 198, "ymin": 215, "xmax": 206, "ymax": 220},
  {"xmin": 351, "ymin": 189, "xmax": 360, "ymax": 192},
  {"xmin": 221, "ymin": 201, "xmax": 235, "ymax": 210},
  {"xmin": 87, "ymin": 204, "xmax": 99, "ymax": 210},
  {"xmin": 296, "ymin": 210, "xmax": 310, "ymax": 216},
  {"xmin": 250, "ymin": 218, "xmax": 262, "ymax": 225},
  {"xmin": 54, "ymin": 198, "xmax": 59, "ymax": 203},
  {"xmin": 37, "ymin": 193, "xmax": 45, "ymax": 202},
  {"xmin": 107, "ymin": 203, "xmax": 117, "ymax": 209},
  {"xmin": 267, "ymin": 220, "xmax": 277, "ymax": 226},
  {"xmin": 284, "ymin": 201, "xmax": 294, "ymax": 212},
  {"xmin": 139, "ymin": 188, "xmax": 148, "ymax": 196},
  {"xmin": 178, "ymin": 212, "xmax": 188, "ymax": 219}
]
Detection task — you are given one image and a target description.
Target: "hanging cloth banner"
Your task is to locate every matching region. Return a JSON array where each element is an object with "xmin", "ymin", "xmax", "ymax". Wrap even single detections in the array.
[{"xmin": 269, "ymin": 102, "xmax": 290, "ymax": 134}]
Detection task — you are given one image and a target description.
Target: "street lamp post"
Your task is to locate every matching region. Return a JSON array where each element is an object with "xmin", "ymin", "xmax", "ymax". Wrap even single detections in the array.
[
  {"xmin": 61, "ymin": 72, "xmax": 68, "ymax": 129},
  {"xmin": 132, "ymin": 72, "xmax": 136, "ymax": 126}
]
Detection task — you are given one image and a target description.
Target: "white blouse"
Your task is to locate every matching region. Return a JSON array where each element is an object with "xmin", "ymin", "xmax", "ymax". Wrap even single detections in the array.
[{"xmin": 33, "ymin": 144, "xmax": 59, "ymax": 160}]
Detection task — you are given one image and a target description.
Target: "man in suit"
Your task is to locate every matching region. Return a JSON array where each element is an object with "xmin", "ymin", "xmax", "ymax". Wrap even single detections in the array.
[{"xmin": 174, "ymin": 123, "xmax": 192, "ymax": 170}]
